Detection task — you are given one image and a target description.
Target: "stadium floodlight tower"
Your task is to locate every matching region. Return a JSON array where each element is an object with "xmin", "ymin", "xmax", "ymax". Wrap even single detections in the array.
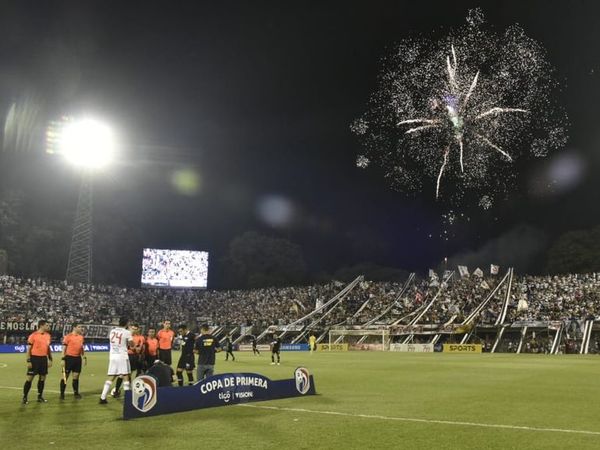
[{"xmin": 54, "ymin": 118, "xmax": 116, "ymax": 285}]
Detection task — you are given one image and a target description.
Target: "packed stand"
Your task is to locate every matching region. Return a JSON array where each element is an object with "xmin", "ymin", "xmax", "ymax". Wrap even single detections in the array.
[{"xmin": 3, "ymin": 271, "xmax": 600, "ymax": 341}]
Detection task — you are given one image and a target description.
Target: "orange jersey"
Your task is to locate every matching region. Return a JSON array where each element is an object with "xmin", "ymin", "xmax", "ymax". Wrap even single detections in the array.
[
  {"xmin": 157, "ymin": 329, "xmax": 174, "ymax": 350},
  {"xmin": 62, "ymin": 333, "xmax": 84, "ymax": 357},
  {"xmin": 128, "ymin": 334, "xmax": 146, "ymax": 355},
  {"xmin": 146, "ymin": 337, "xmax": 158, "ymax": 356},
  {"xmin": 28, "ymin": 331, "xmax": 51, "ymax": 357}
]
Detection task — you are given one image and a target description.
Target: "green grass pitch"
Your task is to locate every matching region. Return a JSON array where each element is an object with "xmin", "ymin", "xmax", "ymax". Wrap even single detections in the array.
[{"xmin": 1, "ymin": 351, "xmax": 600, "ymax": 449}]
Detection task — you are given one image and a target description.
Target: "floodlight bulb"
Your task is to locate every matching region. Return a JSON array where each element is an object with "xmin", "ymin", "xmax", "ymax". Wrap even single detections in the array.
[{"xmin": 59, "ymin": 119, "xmax": 116, "ymax": 169}]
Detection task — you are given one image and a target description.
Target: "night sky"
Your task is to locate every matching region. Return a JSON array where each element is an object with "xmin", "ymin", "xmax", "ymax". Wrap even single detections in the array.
[{"xmin": 0, "ymin": 1, "xmax": 599, "ymax": 286}]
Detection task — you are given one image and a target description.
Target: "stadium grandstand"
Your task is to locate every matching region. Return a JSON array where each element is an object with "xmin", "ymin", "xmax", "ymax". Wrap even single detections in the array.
[{"xmin": 2, "ymin": 268, "xmax": 599, "ymax": 355}]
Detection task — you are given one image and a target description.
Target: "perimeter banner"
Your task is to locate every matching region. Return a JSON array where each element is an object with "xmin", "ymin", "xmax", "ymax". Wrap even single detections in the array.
[
  {"xmin": 316, "ymin": 343, "xmax": 348, "ymax": 351},
  {"xmin": 238, "ymin": 344, "xmax": 271, "ymax": 352},
  {"xmin": 389, "ymin": 343, "xmax": 433, "ymax": 352},
  {"xmin": 0, "ymin": 343, "xmax": 109, "ymax": 353},
  {"xmin": 123, "ymin": 368, "xmax": 316, "ymax": 419},
  {"xmin": 443, "ymin": 344, "xmax": 482, "ymax": 353}
]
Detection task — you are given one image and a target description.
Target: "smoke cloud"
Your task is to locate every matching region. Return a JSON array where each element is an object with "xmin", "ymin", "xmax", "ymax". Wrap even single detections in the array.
[{"xmin": 447, "ymin": 224, "xmax": 548, "ymax": 274}]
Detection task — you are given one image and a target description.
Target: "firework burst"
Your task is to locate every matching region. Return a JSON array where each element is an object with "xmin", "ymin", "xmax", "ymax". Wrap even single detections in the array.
[{"xmin": 352, "ymin": 9, "xmax": 567, "ymax": 208}]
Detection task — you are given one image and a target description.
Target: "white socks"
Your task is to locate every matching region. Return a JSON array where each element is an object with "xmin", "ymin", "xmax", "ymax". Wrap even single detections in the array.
[{"xmin": 100, "ymin": 380, "xmax": 113, "ymax": 400}]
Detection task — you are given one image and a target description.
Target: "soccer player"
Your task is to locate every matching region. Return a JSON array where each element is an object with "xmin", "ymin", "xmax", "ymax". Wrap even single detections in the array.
[
  {"xmin": 114, "ymin": 323, "xmax": 144, "ymax": 397},
  {"xmin": 252, "ymin": 336, "xmax": 260, "ymax": 355},
  {"xmin": 270, "ymin": 334, "xmax": 281, "ymax": 365},
  {"xmin": 176, "ymin": 324, "xmax": 196, "ymax": 386},
  {"xmin": 128, "ymin": 324, "xmax": 146, "ymax": 377},
  {"xmin": 22, "ymin": 320, "xmax": 53, "ymax": 404},
  {"xmin": 99, "ymin": 317, "xmax": 134, "ymax": 404},
  {"xmin": 194, "ymin": 324, "xmax": 220, "ymax": 381},
  {"xmin": 145, "ymin": 327, "xmax": 159, "ymax": 370},
  {"xmin": 157, "ymin": 320, "xmax": 175, "ymax": 366},
  {"xmin": 309, "ymin": 333, "xmax": 317, "ymax": 353},
  {"xmin": 60, "ymin": 323, "xmax": 86, "ymax": 400},
  {"xmin": 223, "ymin": 334, "xmax": 235, "ymax": 361}
]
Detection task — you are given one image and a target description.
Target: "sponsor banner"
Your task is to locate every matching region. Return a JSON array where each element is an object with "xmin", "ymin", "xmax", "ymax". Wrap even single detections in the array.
[
  {"xmin": 238, "ymin": 344, "xmax": 271, "ymax": 352},
  {"xmin": 0, "ymin": 321, "xmax": 64, "ymax": 332},
  {"xmin": 443, "ymin": 344, "xmax": 482, "ymax": 353},
  {"xmin": 123, "ymin": 367, "xmax": 317, "ymax": 419},
  {"xmin": 0, "ymin": 343, "xmax": 109, "ymax": 353},
  {"xmin": 281, "ymin": 344, "xmax": 309, "ymax": 351},
  {"xmin": 349, "ymin": 343, "xmax": 384, "ymax": 351},
  {"xmin": 63, "ymin": 324, "xmax": 113, "ymax": 340},
  {"xmin": 389, "ymin": 343, "xmax": 433, "ymax": 352},
  {"xmin": 316, "ymin": 343, "xmax": 348, "ymax": 351}
]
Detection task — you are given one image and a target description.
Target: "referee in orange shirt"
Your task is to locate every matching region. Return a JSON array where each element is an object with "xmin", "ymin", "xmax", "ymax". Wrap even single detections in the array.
[
  {"xmin": 157, "ymin": 320, "xmax": 175, "ymax": 366},
  {"xmin": 22, "ymin": 320, "xmax": 53, "ymax": 404},
  {"xmin": 60, "ymin": 323, "xmax": 86, "ymax": 400},
  {"xmin": 145, "ymin": 327, "xmax": 159, "ymax": 370}
]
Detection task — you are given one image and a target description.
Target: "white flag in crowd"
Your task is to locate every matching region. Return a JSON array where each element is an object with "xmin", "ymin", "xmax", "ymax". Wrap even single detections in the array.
[
  {"xmin": 480, "ymin": 280, "xmax": 490, "ymax": 290},
  {"xmin": 473, "ymin": 268, "xmax": 484, "ymax": 278},
  {"xmin": 458, "ymin": 265, "xmax": 470, "ymax": 278},
  {"xmin": 490, "ymin": 264, "xmax": 499, "ymax": 275},
  {"xmin": 517, "ymin": 297, "xmax": 529, "ymax": 312},
  {"xmin": 443, "ymin": 270, "xmax": 453, "ymax": 279},
  {"xmin": 428, "ymin": 269, "xmax": 438, "ymax": 280}
]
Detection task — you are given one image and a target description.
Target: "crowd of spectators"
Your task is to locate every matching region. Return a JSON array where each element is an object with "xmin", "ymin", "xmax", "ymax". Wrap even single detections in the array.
[
  {"xmin": 2, "ymin": 271, "xmax": 600, "ymax": 342},
  {"xmin": 0, "ymin": 275, "xmax": 342, "ymax": 331},
  {"xmin": 507, "ymin": 273, "xmax": 600, "ymax": 322}
]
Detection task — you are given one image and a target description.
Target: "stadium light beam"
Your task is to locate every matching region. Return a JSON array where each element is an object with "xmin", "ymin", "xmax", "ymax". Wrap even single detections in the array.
[
  {"xmin": 57, "ymin": 118, "xmax": 116, "ymax": 169},
  {"xmin": 52, "ymin": 117, "xmax": 117, "ymax": 285}
]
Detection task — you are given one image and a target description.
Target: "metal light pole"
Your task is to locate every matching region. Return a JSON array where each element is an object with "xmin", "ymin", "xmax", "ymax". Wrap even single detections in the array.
[
  {"xmin": 66, "ymin": 171, "xmax": 93, "ymax": 284},
  {"xmin": 48, "ymin": 117, "xmax": 116, "ymax": 285}
]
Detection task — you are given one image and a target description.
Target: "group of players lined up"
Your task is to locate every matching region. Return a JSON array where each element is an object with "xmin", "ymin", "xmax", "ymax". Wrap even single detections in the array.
[{"xmin": 21, "ymin": 318, "xmax": 283, "ymax": 404}]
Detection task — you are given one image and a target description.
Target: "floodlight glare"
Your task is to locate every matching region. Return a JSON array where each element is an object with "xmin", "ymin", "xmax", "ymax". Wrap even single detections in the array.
[{"xmin": 58, "ymin": 118, "xmax": 116, "ymax": 169}]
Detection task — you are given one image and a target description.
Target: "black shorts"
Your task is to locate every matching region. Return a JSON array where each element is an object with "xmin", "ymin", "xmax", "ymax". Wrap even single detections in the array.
[
  {"xmin": 27, "ymin": 356, "xmax": 48, "ymax": 376},
  {"xmin": 146, "ymin": 354, "xmax": 158, "ymax": 368},
  {"xmin": 64, "ymin": 355, "xmax": 82, "ymax": 373},
  {"xmin": 177, "ymin": 353, "xmax": 196, "ymax": 370},
  {"xmin": 128, "ymin": 354, "xmax": 143, "ymax": 371},
  {"xmin": 158, "ymin": 349, "xmax": 172, "ymax": 366},
  {"xmin": 272, "ymin": 348, "xmax": 280, "ymax": 354}
]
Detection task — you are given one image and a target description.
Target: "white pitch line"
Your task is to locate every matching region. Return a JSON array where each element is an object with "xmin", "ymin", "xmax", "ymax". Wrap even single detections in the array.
[
  {"xmin": 0, "ymin": 385, "xmax": 62, "ymax": 394},
  {"xmin": 238, "ymin": 404, "xmax": 600, "ymax": 437}
]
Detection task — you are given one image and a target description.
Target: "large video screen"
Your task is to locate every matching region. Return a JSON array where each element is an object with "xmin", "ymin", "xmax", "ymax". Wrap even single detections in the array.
[{"xmin": 141, "ymin": 248, "xmax": 209, "ymax": 288}]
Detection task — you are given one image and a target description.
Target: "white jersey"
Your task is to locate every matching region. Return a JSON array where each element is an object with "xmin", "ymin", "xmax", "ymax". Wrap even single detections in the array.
[{"xmin": 108, "ymin": 327, "xmax": 133, "ymax": 357}]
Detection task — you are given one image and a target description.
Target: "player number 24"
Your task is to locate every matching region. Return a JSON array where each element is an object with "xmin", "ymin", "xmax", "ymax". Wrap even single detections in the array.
[{"xmin": 110, "ymin": 331, "xmax": 123, "ymax": 345}]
